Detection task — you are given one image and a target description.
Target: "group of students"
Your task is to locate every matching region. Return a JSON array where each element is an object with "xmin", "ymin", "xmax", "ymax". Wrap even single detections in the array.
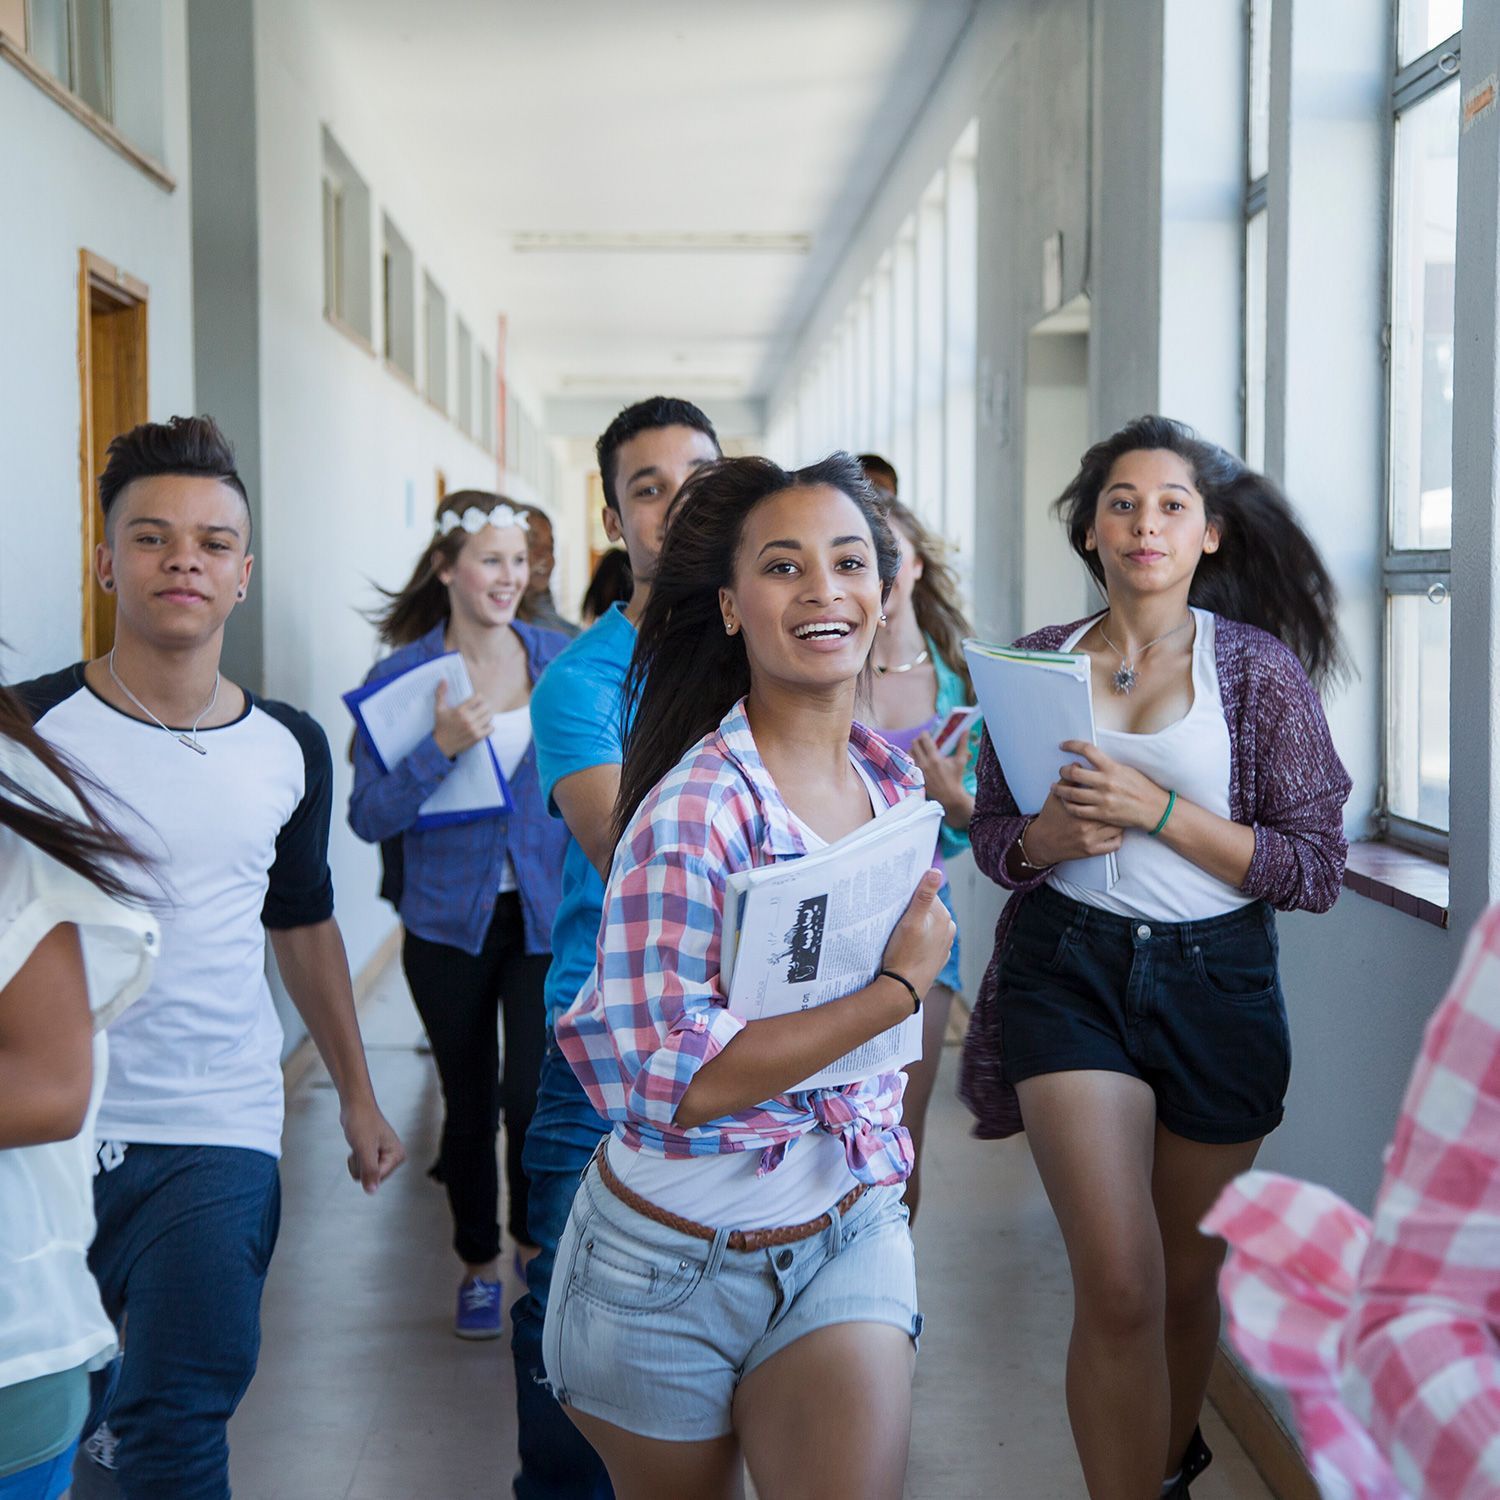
[{"xmin": 0, "ymin": 388, "xmax": 1490, "ymax": 1500}]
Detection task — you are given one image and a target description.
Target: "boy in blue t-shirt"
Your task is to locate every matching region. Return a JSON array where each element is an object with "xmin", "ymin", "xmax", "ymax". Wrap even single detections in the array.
[{"xmin": 512, "ymin": 396, "xmax": 720, "ymax": 1499}]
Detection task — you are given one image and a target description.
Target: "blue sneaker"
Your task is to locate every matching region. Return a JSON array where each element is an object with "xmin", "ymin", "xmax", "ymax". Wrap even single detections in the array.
[{"xmin": 454, "ymin": 1276, "xmax": 503, "ymax": 1339}]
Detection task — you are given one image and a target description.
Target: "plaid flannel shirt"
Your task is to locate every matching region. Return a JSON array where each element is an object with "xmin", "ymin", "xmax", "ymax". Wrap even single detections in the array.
[
  {"xmin": 555, "ymin": 698, "xmax": 923, "ymax": 1186},
  {"xmin": 1205, "ymin": 903, "xmax": 1500, "ymax": 1498}
]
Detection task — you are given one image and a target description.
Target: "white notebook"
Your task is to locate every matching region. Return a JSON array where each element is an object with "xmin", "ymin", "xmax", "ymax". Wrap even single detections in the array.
[{"xmin": 962, "ymin": 639, "xmax": 1118, "ymax": 892}]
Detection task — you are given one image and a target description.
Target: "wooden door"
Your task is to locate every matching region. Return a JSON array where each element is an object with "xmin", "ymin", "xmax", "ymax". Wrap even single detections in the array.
[{"xmin": 78, "ymin": 250, "xmax": 149, "ymax": 656}]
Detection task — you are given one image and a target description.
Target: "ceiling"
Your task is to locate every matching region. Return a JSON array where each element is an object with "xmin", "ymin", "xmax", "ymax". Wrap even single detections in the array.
[{"xmin": 308, "ymin": 0, "xmax": 977, "ymax": 413}]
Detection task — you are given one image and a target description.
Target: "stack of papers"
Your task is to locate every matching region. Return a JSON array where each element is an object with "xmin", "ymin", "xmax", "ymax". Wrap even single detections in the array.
[
  {"xmin": 344, "ymin": 653, "xmax": 513, "ymax": 830},
  {"xmin": 720, "ymin": 797, "xmax": 943, "ymax": 1091},
  {"xmin": 962, "ymin": 638, "xmax": 1118, "ymax": 891}
]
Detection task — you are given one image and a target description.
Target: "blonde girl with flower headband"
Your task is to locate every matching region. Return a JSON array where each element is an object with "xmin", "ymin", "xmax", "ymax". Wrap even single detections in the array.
[{"xmin": 348, "ymin": 490, "xmax": 573, "ymax": 1338}]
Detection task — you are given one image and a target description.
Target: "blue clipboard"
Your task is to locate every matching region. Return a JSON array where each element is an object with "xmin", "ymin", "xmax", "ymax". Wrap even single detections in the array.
[{"xmin": 344, "ymin": 654, "xmax": 514, "ymax": 831}]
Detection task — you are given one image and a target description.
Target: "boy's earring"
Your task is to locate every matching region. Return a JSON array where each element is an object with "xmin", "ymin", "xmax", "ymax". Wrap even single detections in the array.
[
  {"xmin": 102, "ymin": 579, "xmax": 114, "ymax": 591},
  {"xmin": 237, "ymin": 590, "xmax": 246, "ymax": 600}
]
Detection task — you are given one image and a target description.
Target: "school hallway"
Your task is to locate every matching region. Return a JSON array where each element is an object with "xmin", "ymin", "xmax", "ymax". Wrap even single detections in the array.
[{"xmin": 224, "ymin": 963, "xmax": 1277, "ymax": 1500}]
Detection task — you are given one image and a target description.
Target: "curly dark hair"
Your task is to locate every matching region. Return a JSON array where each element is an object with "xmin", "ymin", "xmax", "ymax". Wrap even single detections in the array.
[{"xmin": 1054, "ymin": 415, "xmax": 1348, "ymax": 688}]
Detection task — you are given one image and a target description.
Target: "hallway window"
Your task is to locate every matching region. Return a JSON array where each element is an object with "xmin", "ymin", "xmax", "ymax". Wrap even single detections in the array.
[
  {"xmin": 1242, "ymin": 0, "xmax": 1271, "ymax": 470},
  {"xmin": 322, "ymin": 129, "xmax": 372, "ymax": 344},
  {"xmin": 1384, "ymin": 18, "xmax": 1458, "ymax": 842},
  {"xmin": 15, "ymin": 0, "xmax": 111, "ymax": 118},
  {"xmin": 424, "ymin": 275, "xmax": 448, "ymax": 411},
  {"xmin": 456, "ymin": 319, "xmax": 473, "ymax": 437},
  {"xmin": 382, "ymin": 216, "xmax": 416, "ymax": 382},
  {"xmin": 479, "ymin": 351, "xmax": 495, "ymax": 453}
]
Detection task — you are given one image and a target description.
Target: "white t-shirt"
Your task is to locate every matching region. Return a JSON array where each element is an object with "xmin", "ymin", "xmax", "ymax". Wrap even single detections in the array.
[
  {"xmin": 490, "ymin": 706, "xmax": 533, "ymax": 895},
  {"xmin": 1050, "ymin": 609, "xmax": 1256, "ymax": 922},
  {"xmin": 0, "ymin": 738, "xmax": 157, "ymax": 1390},
  {"xmin": 18, "ymin": 666, "xmax": 336, "ymax": 1159},
  {"xmin": 608, "ymin": 756, "xmax": 883, "ymax": 1228}
]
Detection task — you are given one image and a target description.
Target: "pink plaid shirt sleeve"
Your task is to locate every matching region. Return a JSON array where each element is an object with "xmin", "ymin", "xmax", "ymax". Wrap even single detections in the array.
[{"xmin": 1206, "ymin": 904, "xmax": 1500, "ymax": 1499}]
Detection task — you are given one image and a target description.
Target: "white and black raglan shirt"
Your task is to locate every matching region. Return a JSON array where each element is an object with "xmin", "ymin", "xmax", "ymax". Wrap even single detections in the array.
[{"xmin": 15, "ymin": 665, "xmax": 336, "ymax": 1159}]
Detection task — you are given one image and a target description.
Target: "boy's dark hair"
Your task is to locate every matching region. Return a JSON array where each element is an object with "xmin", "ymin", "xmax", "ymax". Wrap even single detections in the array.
[
  {"xmin": 98, "ymin": 416, "xmax": 251, "ymax": 539},
  {"xmin": 858, "ymin": 453, "xmax": 898, "ymax": 497},
  {"xmin": 595, "ymin": 396, "xmax": 719, "ymax": 512}
]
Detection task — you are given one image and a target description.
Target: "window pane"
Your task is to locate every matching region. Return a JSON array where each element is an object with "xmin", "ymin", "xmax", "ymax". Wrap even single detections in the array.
[
  {"xmin": 27, "ymin": 0, "xmax": 68, "ymax": 80},
  {"xmin": 1390, "ymin": 82, "xmax": 1457, "ymax": 550},
  {"xmin": 1244, "ymin": 208, "xmax": 1268, "ymax": 470},
  {"xmin": 1248, "ymin": 0, "xmax": 1272, "ymax": 182},
  {"xmin": 70, "ymin": 0, "xmax": 111, "ymax": 119},
  {"xmin": 1387, "ymin": 589, "xmax": 1450, "ymax": 832},
  {"xmin": 1399, "ymin": 0, "xmax": 1461, "ymax": 66}
]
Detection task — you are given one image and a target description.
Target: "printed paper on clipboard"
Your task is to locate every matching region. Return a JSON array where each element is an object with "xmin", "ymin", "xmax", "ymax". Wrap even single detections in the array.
[{"xmin": 343, "ymin": 653, "xmax": 513, "ymax": 830}]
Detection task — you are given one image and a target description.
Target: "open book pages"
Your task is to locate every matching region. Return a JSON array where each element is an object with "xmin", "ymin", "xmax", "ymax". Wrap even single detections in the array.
[
  {"xmin": 719, "ymin": 797, "xmax": 943, "ymax": 1092},
  {"xmin": 962, "ymin": 638, "xmax": 1118, "ymax": 892}
]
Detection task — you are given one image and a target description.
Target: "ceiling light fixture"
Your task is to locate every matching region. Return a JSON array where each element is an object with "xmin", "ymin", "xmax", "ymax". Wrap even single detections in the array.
[{"xmin": 512, "ymin": 231, "xmax": 811, "ymax": 254}]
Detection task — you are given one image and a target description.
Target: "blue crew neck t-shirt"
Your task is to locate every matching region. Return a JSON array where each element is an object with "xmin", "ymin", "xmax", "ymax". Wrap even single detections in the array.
[{"xmin": 530, "ymin": 601, "xmax": 637, "ymax": 1027}]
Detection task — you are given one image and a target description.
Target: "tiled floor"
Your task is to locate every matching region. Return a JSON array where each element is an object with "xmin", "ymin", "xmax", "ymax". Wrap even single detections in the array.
[{"xmin": 223, "ymin": 964, "xmax": 1277, "ymax": 1499}]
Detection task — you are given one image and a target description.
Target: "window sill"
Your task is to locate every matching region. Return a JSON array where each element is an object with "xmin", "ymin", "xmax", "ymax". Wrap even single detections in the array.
[
  {"xmin": 0, "ymin": 32, "xmax": 175, "ymax": 192},
  {"xmin": 1343, "ymin": 841, "xmax": 1449, "ymax": 929},
  {"xmin": 324, "ymin": 311, "xmax": 376, "ymax": 358}
]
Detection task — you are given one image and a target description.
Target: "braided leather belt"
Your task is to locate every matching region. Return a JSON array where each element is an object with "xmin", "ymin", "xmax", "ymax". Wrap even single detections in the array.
[{"xmin": 593, "ymin": 1143, "xmax": 867, "ymax": 1253}]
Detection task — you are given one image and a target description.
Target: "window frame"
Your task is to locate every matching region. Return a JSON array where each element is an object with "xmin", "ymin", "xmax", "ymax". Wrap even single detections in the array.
[
  {"xmin": 1241, "ymin": 0, "xmax": 1270, "ymax": 469},
  {"xmin": 1380, "ymin": 20, "xmax": 1459, "ymax": 856}
]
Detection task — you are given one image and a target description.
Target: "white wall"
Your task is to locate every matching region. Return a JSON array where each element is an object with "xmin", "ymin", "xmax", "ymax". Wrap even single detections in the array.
[
  {"xmin": 0, "ymin": 5, "xmax": 194, "ymax": 679},
  {"xmin": 243, "ymin": 3, "xmax": 505, "ymax": 990}
]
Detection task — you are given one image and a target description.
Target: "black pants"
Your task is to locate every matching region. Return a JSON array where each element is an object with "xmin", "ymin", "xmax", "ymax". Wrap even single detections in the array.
[{"xmin": 402, "ymin": 894, "xmax": 550, "ymax": 1264}]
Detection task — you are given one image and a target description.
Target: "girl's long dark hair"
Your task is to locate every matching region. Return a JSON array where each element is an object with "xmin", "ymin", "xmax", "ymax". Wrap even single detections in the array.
[
  {"xmin": 1055, "ymin": 415, "xmax": 1349, "ymax": 688},
  {"xmin": 370, "ymin": 490, "xmax": 525, "ymax": 646},
  {"xmin": 0, "ymin": 685, "xmax": 147, "ymax": 904},
  {"xmin": 613, "ymin": 453, "xmax": 901, "ymax": 846},
  {"xmin": 880, "ymin": 498, "xmax": 974, "ymax": 699}
]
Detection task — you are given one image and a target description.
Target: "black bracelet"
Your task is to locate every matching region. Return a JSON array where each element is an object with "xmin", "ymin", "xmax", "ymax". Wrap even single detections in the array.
[{"xmin": 878, "ymin": 968, "xmax": 922, "ymax": 1014}]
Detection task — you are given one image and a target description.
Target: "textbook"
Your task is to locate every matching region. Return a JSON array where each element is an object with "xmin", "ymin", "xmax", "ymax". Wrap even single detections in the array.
[
  {"xmin": 719, "ymin": 796, "xmax": 943, "ymax": 1092},
  {"xmin": 343, "ymin": 652, "xmax": 513, "ymax": 830},
  {"xmin": 962, "ymin": 638, "xmax": 1118, "ymax": 892}
]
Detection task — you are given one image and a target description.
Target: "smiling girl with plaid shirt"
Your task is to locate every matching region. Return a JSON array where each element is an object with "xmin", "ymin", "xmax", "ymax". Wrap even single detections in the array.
[{"xmin": 547, "ymin": 454, "xmax": 953, "ymax": 1500}]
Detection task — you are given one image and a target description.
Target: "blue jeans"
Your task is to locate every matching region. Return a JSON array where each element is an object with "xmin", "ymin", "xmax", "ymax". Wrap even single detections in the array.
[
  {"xmin": 511, "ymin": 1041, "xmax": 613, "ymax": 1500},
  {"xmin": 0, "ymin": 1443, "xmax": 78, "ymax": 1500},
  {"xmin": 80, "ymin": 1145, "xmax": 281, "ymax": 1500}
]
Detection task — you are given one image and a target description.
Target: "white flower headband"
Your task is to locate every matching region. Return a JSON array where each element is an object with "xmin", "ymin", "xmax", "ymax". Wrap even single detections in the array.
[{"xmin": 437, "ymin": 501, "xmax": 530, "ymax": 537}]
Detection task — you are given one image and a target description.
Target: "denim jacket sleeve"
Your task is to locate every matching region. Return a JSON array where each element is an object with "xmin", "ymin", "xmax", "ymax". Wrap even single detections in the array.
[{"xmin": 346, "ymin": 680, "xmax": 456, "ymax": 845}]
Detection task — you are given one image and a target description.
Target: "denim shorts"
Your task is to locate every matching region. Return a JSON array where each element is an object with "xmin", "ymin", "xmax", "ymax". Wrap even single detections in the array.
[
  {"xmin": 935, "ymin": 880, "xmax": 962, "ymax": 993},
  {"xmin": 998, "ymin": 884, "xmax": 1291, "ymax": 1144},
  {"xmin": 541, "ymin": 1159, "xmax": 922, "ymax": 1441}
]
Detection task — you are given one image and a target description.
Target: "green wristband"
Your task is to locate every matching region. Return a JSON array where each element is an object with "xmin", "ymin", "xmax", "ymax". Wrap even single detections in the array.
[{"xmin": 1150, "ymin": 789, "xmax": 1177, "ymax": 837}]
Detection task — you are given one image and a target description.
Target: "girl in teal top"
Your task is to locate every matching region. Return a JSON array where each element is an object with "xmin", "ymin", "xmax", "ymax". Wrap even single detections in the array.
[{"xmin": 867, "ymin": 495, "xmax": 980, "ymax": 1224}]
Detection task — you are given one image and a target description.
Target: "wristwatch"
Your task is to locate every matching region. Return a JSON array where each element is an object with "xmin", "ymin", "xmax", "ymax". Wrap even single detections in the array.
[{"xmin": 1013, "ymin": 817, "xmax": 1054, "ymax": 874}]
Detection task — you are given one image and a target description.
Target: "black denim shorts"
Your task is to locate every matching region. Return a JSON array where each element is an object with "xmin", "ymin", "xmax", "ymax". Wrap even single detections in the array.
[{"xmin": 998, "ymin": 883, "xmax": 1291, "ymax": 1144}]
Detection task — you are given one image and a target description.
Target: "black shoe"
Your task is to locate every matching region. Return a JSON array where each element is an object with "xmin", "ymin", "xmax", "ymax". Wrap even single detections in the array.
[{"xmin": 1164, "ymin": 1425, "xmax": 1213, "ymax": 1497}]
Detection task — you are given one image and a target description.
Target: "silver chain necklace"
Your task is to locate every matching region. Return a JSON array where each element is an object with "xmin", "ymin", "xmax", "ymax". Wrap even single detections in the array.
[
  {"xmin": 1096, "ymin": 614, "xmax": 1192, "ymax": 695},
  {"xmin": 873, "ymin": 647, "xmax": 929, "ymax": 677},
  {"xmin": 107, "ymin": 649, "xmax": 220, "ymax": 755}
]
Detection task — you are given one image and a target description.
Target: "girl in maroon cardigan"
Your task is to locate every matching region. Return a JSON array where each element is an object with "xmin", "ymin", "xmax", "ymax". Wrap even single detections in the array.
[{"xmin": 961, "ymin": 416, "xmax": 1351, "ymax": 1500}]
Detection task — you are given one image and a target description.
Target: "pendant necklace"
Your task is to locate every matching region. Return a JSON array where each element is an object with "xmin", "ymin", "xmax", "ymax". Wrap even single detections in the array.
[
  {"xmin": 108, "ymin": 649, "xmax": 220, "ymax": 755},
  {"xmin": 873, "ymin": 648, "xmax": 929, "ymax": 677},
  {"xmin": 1096, "ymin": 614, "xmax": 1192, "ymax": 695}
]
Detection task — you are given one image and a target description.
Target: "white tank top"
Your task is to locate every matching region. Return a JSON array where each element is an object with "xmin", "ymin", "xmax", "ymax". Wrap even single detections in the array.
[{"xmin": 1049, "ymin": 609, "xmax": 1255, "ymax": 923}]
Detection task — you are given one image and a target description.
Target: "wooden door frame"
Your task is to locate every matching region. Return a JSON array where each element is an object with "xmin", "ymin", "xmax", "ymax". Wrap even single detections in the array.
[{"xmin": 78, "ymin": 248, "xmax": 148, "ymax": 655}]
